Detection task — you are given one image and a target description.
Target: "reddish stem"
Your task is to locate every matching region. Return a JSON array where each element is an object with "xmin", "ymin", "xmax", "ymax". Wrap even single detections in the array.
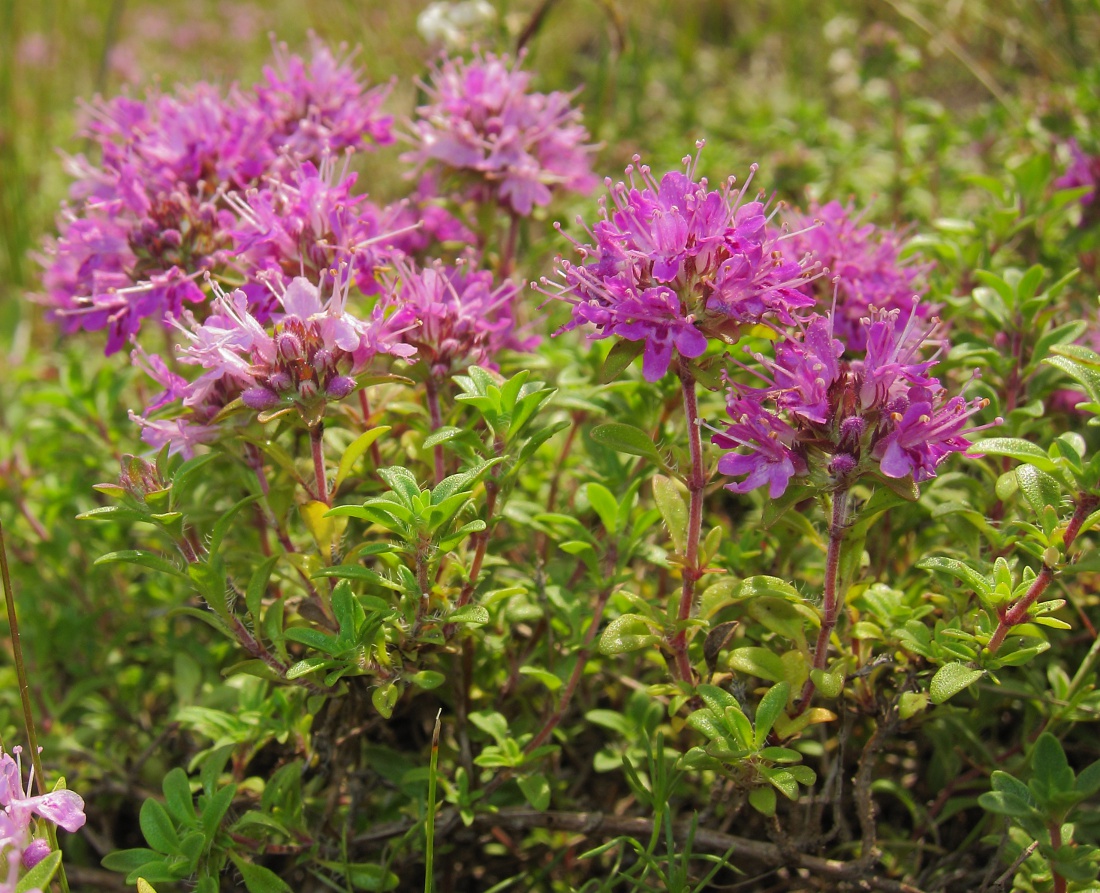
[
  {"xmin": 524, "ymin": 581, "xmax": 614, "ymax": 756},
  {"xmin": 988, "ymin": 493, "xmax": 1098, "ymax": 653},
  {"xmin": 1051, "ymin": 821, "xmax": 1066, "ymax": 893},
  {"xmin": 668, "ymin": 362, "xmax": 705, "ymax": 685},
  {"xmin": 795, "ymin": 489, "xmax": 850, "ymax": 715}
]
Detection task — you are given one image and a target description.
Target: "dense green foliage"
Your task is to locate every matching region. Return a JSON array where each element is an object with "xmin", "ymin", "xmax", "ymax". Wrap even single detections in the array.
[{"xmin": 3, "ymin": 2, "xmax": 1100, "ymax": 892}]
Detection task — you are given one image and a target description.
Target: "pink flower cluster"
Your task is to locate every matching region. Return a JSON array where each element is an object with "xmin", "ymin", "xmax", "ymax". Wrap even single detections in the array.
[
  {"xmin": 40, "ymin": 36, "xmax": 395, "ymax": 353},
  {"xmin": 388, "ymin": 257, "xmax": 539, "ymax": 377},
  {"xmin": 713, "ymin": 303, "xmax": 995, "ymax": 498},
  {"xmin": 1056, "ymin": 138, "xmax": 1100, "ymax": 226},
  {"xmin": 547, "ymin": 151, "xmax": 816, "ymax": 381},
  {"xmin": 131, "ymin": 274, "xmax": 417, "ymax": 452},
  {"xmin": 404, "ymin": 50, "xmax": 596, "ymax": 216},
  {"xmin": 780, "ymin": 200, "xmax": 933, "ymax": 350},
  {"xmin": 1, "ymin": 747, "xmax": 85, "ymax": 892}
]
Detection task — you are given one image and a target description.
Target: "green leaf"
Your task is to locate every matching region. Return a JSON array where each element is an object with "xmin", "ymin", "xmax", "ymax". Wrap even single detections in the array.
[
  {"xmin": 754, "ymin": 682, "xmax": 790, "ymax": 748},
  {"xmin": 748, "ymin": 785, "xmax": 777, "ymax": 816},
  {"xmin": 970, "ymin": 438, "xmax": 1056, "ymax": 472},
  {"xmin": 652, "ymin": 474, "xmax": 688, "ymax": 553},
  {"xmin": 918, "ymin": 557, "xmax": 993, "ymax": 600},
  {"xmin": 16, "ymin": 851, "xmax": 62, "ymax": 892},
  {"xmin": 94, "ymin": 550, "xmax": 183, "ymax": 577},
  {"xmin": 589, "ymin": 423, "xmax": 662, "ymax": 462},
  {"xmin": 517, "ymin": 773, "xmax": 552, "ymax": 810},
  {"xmin": 447, "ymin": 605, "xmax": 490, "ymax": 625},
  {"xmin": 284, "ymin": 627, "xmax": 343, "ymax": 655},
  {"xmin": 929, "ymin": 663, "xmax": 985, "ymax": 704},
  {"xmin": 518, "ymin": 666, "xmax": 563, "ymax": 691},
  {"xmin": 727, "ymin": 647, "xmax": 787, "ymax": 684},
  {"xmin": 162, "ymin": 768, "xmax": 197, "ymax": 828},
  {"xmin": 598, "ymin": 614, "xmax": 662, "ymax": 655},
  {"xmin": 1016, "ymin": 464, "xmax": 1064, "ymax": 516},
  {"xmin": 200, "ymin": 783, "xmax": 237, "ymax": 835},
  {"xmin": 1031, "ymin": 732, "xmax": 1075, "ymax": 797},
  {"xmin": 600, "ymin": 338, "xmax": 645, "ymax": 382},
  {"xmin": 809, "ymin": 668, "xmax": 844, "ymax": 699},
  {"xmin": 586, "ymin": 482, "xmax": 620, "ymax": 535},
  {"xmin": 229, "ymin": 853, "xmax": 292, "ymax": 893},
  {"xmin": 333, "ymin": 427, "xmax": 391, "ymax": 494},
  {"xmin": 372, "ymin": 683, "xmax": 400, "ymax": 719},
  {"xmin": 245, "ymin": 555, "xmax": 279, "ymax": 623},
  {"xmin": 140, "ymin": 798, "xmax": 181, "ymax": 854},
  {"xmin": 1046, "ymin": 351, "xmax": 1100, "ymax": 406},
  {"xmin": 100, "ymin": 848, "xmax": 160, "ymax": 873},
  {"xmin": 1076, "ymin": 759, "xmax": 1100, "ymax": 798}
]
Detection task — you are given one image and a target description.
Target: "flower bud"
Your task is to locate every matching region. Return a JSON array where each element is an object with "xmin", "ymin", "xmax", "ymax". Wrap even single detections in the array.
[{"xmin": 22, "ymin": 839, "xmax": 51, "ymax": 869}]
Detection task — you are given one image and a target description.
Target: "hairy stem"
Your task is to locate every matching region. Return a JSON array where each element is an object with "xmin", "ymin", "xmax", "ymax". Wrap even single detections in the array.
[
  {"xmin": 1050, "ymin": 822, "xmax": 1066, "ymax": 893},
  {"xmin": 988, "ymin": 493, "xmax": 1098, "ymax": 653},
  {"xmin": 796, "ymin": 488, "xmax": 850, "ymax": 714},
  {"xmin": 668, "ymin": 361, "xmax": 705, "ymax": 685}
]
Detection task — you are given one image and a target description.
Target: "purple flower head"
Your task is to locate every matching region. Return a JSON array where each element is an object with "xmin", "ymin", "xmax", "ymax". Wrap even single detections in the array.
[
  {"xmin": 388, "ymin": 256, "xmax": 538, "ymax": 376},
  {"xmin": 131, "ymin": 270, "xmax": 417, "ymax": 452},
  {"xmin": 780, "ymin": 200, "xmax": 934, "ymax": 350},
  {"xmin": 224, "ymin": 154, "xmax": 416, "ymax": 295},
  {"xmin": 713, "ymin": 303, "xmax": 998, "ymax": 497},
  {"xmin": 403, "ymin": 49, "xmax": 596, "ymax": 215},
  {"xmin": 39, "ymin": 36, "xmax": 395, "ymax": 353},
  {"xmin": 1056, "ymin": 139, "xmax": 1100, "ymax": 226},
  {"xmin": 257, "ymin": 34, "xmax": 394, "ymax": 161},
  {"xmin": 713, "ymin": 398, "xmax": 806, "ymax": 499},
  {"xmin": 545, "ymin": 146, "xmax": 817, "ymax": 381}
]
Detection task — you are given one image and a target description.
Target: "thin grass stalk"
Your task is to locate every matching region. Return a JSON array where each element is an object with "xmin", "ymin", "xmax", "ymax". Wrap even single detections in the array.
[{"xmin": 0, "ymin": 519, "xmax": 70, "ymax": 893}]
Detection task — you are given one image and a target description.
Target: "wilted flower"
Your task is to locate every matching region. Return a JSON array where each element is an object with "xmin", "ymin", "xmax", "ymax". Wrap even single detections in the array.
[
  {"xmin": 545, "ymin": 148, "xmax": 817, "ymax": 381},
  {"xmin": 404, "ymin": 50, "xmax": 596, "ymax": 216},
  {"xmin": 713, "ymin": 302, "xmax": 996, "ymax": 497},
  {"xmin": 780, "ymin": 200, "xmax": 932, "ymax": 350}
]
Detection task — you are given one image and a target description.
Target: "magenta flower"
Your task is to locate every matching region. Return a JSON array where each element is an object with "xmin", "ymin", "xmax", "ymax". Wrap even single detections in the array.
[
  {"xmin": 403, "ymin": 50, "xmax": 596, "ymax": 215},
  {"xmin": 131, "ymin": 272, "xmax": 416, "ymax": 453},
  {"xmin": 780, "ymin": 200, "xmax": 933, "ymax": 350},
  {"xmin": 546, "ymin": 149, "xmax": 816, "ymax": 381},
  {"xmin": 713, "ymin": 399, "xmax": 806, "ymax": 498},
  {"xmin": 0, "ymin": 746, "xmax": 85, "ymax": 891},
  {"xmin": 388, "ymin": 256, "xmax": 538, "ymax": 376},
  {"xmin": 1056, "ymin": 139, "xmax": 1100, "ymax": 226},
  {"xmin": 39, "ymin": 37, "xmax": 395, "ymax": 353},
  {"xmin": 713, "ymin": 304, "xmax": 996, "ymax": 497},
  {"xmin": 257, "ymin": 34, "xmax": 394, "ymax": 160}
]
